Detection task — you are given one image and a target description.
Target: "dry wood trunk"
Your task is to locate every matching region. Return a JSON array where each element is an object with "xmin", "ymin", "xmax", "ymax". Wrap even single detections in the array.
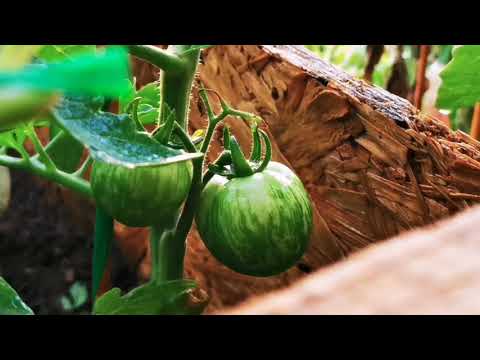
[{"xmin": 220, "ymin": 203, "xmax": 480, "ymax": 315}]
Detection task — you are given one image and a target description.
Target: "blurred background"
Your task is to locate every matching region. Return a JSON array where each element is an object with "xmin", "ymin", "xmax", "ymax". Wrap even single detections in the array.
[{"xmin": 306, "ymin": 45, "xmax": 471, "ymax": 131}]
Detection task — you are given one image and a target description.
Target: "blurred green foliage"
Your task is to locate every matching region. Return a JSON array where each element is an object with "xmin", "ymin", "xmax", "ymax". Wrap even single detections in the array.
[{"xmin": 305, "ymin": 45, "xmax": 473, "ymax": 132}]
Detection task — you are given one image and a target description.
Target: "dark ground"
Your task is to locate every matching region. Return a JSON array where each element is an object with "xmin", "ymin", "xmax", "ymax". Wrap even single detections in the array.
[{"xmin": 0, "ymin": 169, "xmax": 137, "ymax": 315}]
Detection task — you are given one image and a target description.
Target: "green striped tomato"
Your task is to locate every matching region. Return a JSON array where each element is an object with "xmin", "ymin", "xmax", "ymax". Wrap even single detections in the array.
[
  {"xmin": 0, "ymin": 87, "xmax": 58, "ymax": 131},
  {"xmin": 196, "ymin": 161, "xmax": 312, "ymax": 277},
  {"xmin": 91, "ymin": 160, "xmax": 193, "ymax": 228}
]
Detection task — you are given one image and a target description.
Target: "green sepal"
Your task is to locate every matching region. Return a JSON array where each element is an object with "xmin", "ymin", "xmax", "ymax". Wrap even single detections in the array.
[{"xmin": 229, "ymin": 135, "xmax": 254, "ymax": 177}]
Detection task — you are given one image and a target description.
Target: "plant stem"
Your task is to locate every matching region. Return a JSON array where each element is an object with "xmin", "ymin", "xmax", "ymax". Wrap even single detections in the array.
[
  {"xmin": 145, "ymin": 46, "xmax": 201, "ymax": 283},
  {"xmin": 159, "ymin": 49, "xmax": 201, "ymax": 131},
  {"xmin": 414, "ymin": 45, "xmax": 431, "ymax": 109},
  {"xmin": 73, "ymin": 155, "xmax": 92, "ymax": 178},
  {"xmin": 127, "ymin": 45, "xmax": 185, "ymax": 74},
  {"xmin": 202, "ymin": 151, "xmax": 232, "ymax": 187},
  {"xmin": 0, "ymin": 154, "xmax": 92, "ymax": 197},
  {"xmin": 150, "ymin": 222, "xmax": 184, "ymax": 283},
  {"xmin": 470, "ymin": 103, "xmax": 480, "ymax": 140},
  {"xmin": 28, "ymin": 125, "xmax": 56, "ymax": 172},
  {"xmin": 92, "ymin": 207, "xmax": 114, "ymax": 301},
  {"xmin": 175, "ymin": 156, "xmax": 203, "ymax": 244}
]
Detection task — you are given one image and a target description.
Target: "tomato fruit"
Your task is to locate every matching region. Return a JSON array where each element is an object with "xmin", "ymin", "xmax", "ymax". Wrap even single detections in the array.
[
  {"xmin": 91, "ymin": 160, "xmax": 193, "ymax": 228},
  {"xmin": 0, "ymin": 87, "xmax": 58, "ymax": 131},
  {"xmin": 195, "ymin": 161, "xmax": 312, "ymax": 277}
]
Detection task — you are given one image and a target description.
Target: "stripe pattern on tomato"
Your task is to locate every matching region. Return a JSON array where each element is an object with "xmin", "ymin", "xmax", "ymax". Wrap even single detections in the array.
[{"xmin": 196, "ymin": 161, "xmax": 313, "ymax": 277}]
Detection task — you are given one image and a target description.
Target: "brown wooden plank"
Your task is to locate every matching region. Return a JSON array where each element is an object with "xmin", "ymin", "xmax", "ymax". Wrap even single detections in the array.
[{"xmin": 220, "ymin": 204, "xmax": 480, "ymax": 315}]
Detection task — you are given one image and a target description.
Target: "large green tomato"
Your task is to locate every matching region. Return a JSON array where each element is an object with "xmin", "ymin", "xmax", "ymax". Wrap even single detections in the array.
[
  {"xmin": 91, "ymin": 160, "xmax": 193, "ymax": 228},
  {"xmin": 196, "ymin": 161, "xmax": 312, "ymax": 277}
]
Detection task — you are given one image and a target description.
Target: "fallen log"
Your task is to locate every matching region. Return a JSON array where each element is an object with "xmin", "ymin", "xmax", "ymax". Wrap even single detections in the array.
[{"xmin": 220, "ymin": 204, "xmax": 480, "ymax": 315}]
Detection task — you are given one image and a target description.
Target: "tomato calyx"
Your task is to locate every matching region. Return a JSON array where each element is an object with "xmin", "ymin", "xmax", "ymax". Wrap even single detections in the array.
[{"xmin": 206, "ymin": 125, "xmax": 272, "ymax": 181}]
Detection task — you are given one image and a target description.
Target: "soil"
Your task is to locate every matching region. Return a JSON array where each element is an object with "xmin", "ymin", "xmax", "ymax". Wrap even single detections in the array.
[{"xmin": 0, "ymin": 169, "xmax": 137, "ymax": 315}]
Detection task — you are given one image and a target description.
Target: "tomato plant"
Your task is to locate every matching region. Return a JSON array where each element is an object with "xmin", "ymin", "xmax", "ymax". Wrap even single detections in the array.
[{"xmin": 0, "ymin": 45, "xmax": 314, "ymax": 315}]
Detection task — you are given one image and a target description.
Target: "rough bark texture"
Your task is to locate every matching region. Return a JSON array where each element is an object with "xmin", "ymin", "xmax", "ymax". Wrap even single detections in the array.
[{"xmin": 221, "ymin": 204, "xmax": 480, "ymax": 315}]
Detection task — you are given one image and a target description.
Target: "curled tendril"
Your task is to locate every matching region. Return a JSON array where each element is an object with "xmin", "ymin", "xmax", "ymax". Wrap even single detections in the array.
[
  {"xmin": 250, "ymin": 125, "xmax": 262, "ymax": 163},
  {"xmin": 155, "ymin": 103, "xmax": 177, "ymax": 145},
  {"xmin": 126, "ymin": 97, "xmax": 145, "ymax": 132},
  {"xmin": 252, "ymin": 129, "xmax": 272, "ymax": 174}
]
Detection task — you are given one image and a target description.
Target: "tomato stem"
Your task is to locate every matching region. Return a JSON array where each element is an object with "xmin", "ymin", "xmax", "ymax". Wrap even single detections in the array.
[
  {"xmin": 27, "ymin": 124, "xmax": 56, "ymax": 172},
  {"xmin": 127, "ymin": 45, "xmax": 185, "ymax": 75},
  {"xmin": 73, "ymin": 155, "xmax": 92, "ymax": 178},
  {"xmin": 150, "ymin": 220, "xmax": 184, "ymax": 283},
  {"xmin": 145, "ymin": 47, "xmax": 202, "ymax": 284},
  {"xmin": 223, "ymin": 126, "xmax": 231, "ymax": 149},
  {"xmin": 202, "ymin": 151, "xmax": 232, "ymax": 187},
  {"xmin": 92, "ymin": 208, "xmax": 114, "ymax": 301},
  {"xmin": 0, "ymin": 154, "xmax": 92, "ymax": 197}
]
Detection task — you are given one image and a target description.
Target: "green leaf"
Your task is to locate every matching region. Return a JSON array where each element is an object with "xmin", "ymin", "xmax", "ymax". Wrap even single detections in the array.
[
  {"xmin": 37, "ymin": 45, "xmax": 96, "ymax": 62},
  {"xmin": 60, "ymin": 296, "xmax": 73, "ymax": 311},
  {"xmin": 118, "ymin": 79, "xmax": 137, "ymax": 113},
  {"xmin": 136, "ymin": 104, "xmax": 159, "ymax": 125},
  {"xmin": 92, "ymin": 208, "xmax": 113, "ymax": 300},
  {"xmin": 120, "ymin": 81, "xmax": 161, "ymax": 125},
  {"xmin": 0, "ymin": 277, "xmax": 34, "ymax": 315},
  {"xmin": 136, "ymin": 81, "xmax": 161, "ymax": 107},
  {"xmin": 93, "ymin": 280, "xmax": 204, "ymax": 315},
  {"xmin": 60, "ymin": 281, "xmax": 88, "ymax": 311},
  {"xmin": 437, "ymin": 45, "xmax": 480, "ymax": 109},
  {"xmin": 53, "ymin": 95, "xmax": 203, "ymax": 168},
  {"xmin": 70, "ymin": 282, "xmax": 88, "ymax": 308}
]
